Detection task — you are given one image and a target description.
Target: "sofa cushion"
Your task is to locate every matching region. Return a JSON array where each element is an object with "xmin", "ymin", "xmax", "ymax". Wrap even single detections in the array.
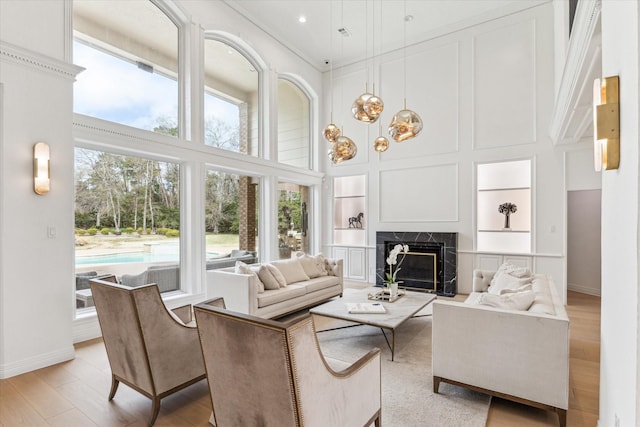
[
  {"xmin": 488, "ymin": 273, "xmax": 533, "ymax": 295},
  {"xmin": 490, "ymin": 262, "xmax": 531, "ymax": 287},
  {"xmin": 296, "ymin": 253, "xmax": 329, "ymax": 278},
  {"xmin": 325, "ymin": 257, "xmax": 340, "ymax": 276},
  {"xmin": 271, "ymin": 259, "xmax": 310, "ymax": 285},
  {"xmin": 295, "ymin": 276, "xmax": 340, "ymax": 293},
  {"xmin": 477, "ymin": 290, "xmax": 536, "ymax": 311},
  {"xmin": 257, "ymin": 284, "xmax": 306, "ymax": 308},
  {"xmin": 257, "ymin": 264, "xmax": 283, "ymax": 290},
  {"xmin": 235, "ymin": 261, "xmax": 264, "ymax": 293}
]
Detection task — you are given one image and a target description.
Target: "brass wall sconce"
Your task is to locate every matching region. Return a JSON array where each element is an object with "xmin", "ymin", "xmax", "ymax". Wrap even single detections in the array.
[
  {"xmin": 593, "ymin": 76, "xmax": 620, "ymax": 171},
  {"xmin": 33, "ymin": 142, "xmax": 50, "ymax": 195}
]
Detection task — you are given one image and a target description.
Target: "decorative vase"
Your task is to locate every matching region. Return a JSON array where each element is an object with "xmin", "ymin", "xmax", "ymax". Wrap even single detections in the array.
[{"xmin": 389, "ymin": 282, "xmax": 399, "ymax": 298}]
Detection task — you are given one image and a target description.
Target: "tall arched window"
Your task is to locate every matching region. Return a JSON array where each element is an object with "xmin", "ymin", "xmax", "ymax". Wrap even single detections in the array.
[
  {"xmin": 203, "ymin": 38, "xmax": 260, "ymax": 156},
  {"xmin": 73, "ymin": 0, "xmax": 179, "ymax": 135},
  {"xmin": 277, "ymin": 78, "xmax": 311, "ymax": 169}
]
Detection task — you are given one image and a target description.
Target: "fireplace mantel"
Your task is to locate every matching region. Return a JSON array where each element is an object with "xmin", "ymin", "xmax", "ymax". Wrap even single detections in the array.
[{"xmin": 376, "ymin": 232, "xmax": 458, "ymax": 296}]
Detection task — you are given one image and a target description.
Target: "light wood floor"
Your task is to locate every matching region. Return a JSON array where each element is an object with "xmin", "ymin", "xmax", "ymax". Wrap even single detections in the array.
[{"xmin": 0, "ymin": 290, "xmax": 600, "ymax": 427}]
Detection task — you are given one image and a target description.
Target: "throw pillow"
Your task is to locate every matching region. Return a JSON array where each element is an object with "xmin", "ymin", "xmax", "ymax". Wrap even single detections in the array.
[
  {"xmin": 270, "ymin": 259, "xmax": 307, "ymax": 286},
  {"xmin": 257, "ymin": 264, "xmax": 282, "ymax": 290},
  {"xmin": 492, "ymin": 262, "xmax": 532, "ymax": 282},
  {"xmin": 235, "ymin": 260, "xmax": 265, "ymax": 293},
  {"xmin": 325, "ymin": 257, "xmax": 339, "ymax": 276},
  {"xmin": 478, "ymin": 290, "xmax": 536, "ymax": 311},
  {"xmin": 488, "ymin": 273, "xmax": 533, "ymax": 295},
  {"xmin": 265, "ymin": 263, "xmax": 288, "ymax": 288},
  {"xmin": 296, "ymin": 253, "xmax": 328, "ymax": 278}
]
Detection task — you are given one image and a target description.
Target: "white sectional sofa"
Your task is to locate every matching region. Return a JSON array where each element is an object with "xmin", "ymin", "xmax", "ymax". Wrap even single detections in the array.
[
  {"xmin": 432, "ymin": 266, "xmax": 570, "ymax": 427},
  {"xmin": 206, "ymin": 254, "xmax": 343, "ymax": 319}
]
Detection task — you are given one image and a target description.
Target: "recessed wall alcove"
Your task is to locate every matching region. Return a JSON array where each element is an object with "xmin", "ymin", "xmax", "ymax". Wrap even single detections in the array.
[{"xmin": 376, "ymin": 232, "xmax": 458, "ymax": 296}]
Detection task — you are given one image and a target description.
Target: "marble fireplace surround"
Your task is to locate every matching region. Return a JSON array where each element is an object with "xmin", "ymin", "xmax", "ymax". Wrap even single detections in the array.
[{"xmin": 376, "ymin": 232, "xmax": 458, "ymax": 296}]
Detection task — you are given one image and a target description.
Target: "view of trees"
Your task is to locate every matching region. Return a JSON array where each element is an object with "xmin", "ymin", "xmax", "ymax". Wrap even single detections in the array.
[{"xmin": 74, "ymin": 148, "xmax": 180, "ymax": 234}]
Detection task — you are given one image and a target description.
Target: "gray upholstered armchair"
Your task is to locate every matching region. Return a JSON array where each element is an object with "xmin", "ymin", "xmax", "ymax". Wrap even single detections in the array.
[
  {"xmin": 90, "ymin": 278, "xmax": 210, "ymax": 426},
  {"xmin": 194, "ymin": 300, "xmax": 382, "ymax": 427}
]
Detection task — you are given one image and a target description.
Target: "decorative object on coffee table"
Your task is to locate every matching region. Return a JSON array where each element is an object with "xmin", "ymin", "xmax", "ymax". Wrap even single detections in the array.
[
  {"xmin": 498, "ymin": 202, "xmax": 517, "ymax": 229},
  {"xmin": 379, "ymin": 243, "xmax": 409, "ymax": 293}
]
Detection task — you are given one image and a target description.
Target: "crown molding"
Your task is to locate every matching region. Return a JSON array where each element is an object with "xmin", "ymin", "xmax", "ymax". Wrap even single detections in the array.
[
  {"xmin": 0, "ymin": 40, "xmax": 84, "ymax": 80},
  {"xmin": 549, "ymin": 0, "xmax": 601, "ymax": 145}
]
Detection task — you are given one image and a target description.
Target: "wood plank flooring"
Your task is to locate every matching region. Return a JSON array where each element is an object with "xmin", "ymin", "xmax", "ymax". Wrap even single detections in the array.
[{"xmin": 0, "ymin": 290, "xmax": 600, "ymax": 426}]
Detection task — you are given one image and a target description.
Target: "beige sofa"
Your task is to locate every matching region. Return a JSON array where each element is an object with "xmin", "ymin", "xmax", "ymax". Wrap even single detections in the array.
[
  {"xmin": 206, "ymin": 254, "xmax": 343, "ymax": 319},
  {"xmin": 432, "ymin": 268, "xmax": 569, "ymax": 427}
]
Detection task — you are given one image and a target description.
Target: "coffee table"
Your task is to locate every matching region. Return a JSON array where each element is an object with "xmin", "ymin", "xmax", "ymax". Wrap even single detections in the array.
[{"xmin": 310, "ymin": 287, "xmax": 436, "ymax": 361}]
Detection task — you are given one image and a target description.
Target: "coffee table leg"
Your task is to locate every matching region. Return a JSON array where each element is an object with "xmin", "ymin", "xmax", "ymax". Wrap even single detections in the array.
[{"xmin": 379, "ymin": 328, "xmax": 396, "ymax": 361}]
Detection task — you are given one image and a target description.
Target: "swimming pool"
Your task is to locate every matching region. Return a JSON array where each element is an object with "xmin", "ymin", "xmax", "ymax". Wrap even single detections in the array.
[
  {"xmin": 75, "ymin": 251, "xmax": 223, "ymax": 265},
  {"xmin": 75, "ymin": 252, "xmax": 179, "ymax": 265}
]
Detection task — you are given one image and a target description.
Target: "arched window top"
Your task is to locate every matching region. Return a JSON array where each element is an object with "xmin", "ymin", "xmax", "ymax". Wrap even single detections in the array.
[
  {"xmin": 277, "ymin": 74, "xmax": 313, "ymax": 169},
  {"xmin": 203, "ymin": 32, "xmax": 264, "ymax": 155}
]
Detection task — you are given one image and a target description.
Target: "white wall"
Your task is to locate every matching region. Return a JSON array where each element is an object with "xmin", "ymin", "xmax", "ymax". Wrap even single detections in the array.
[
  {"xmin": 0, "ymin": 1, "xmax": 79, "ymax": 378},
  {"xmin": 322, "ymin": 2, "xmax": 569, "ymax": 297},
  {"xmin": 567, "ymin": 189, "xmax": 601, "ymax": 296},
  {"xmin": 0, "ymin": 0, "xmax": 323, "ymax": 378},
  {"xmin": 599, "ymin": 1, "xmax": 640, "ymax": 426}
]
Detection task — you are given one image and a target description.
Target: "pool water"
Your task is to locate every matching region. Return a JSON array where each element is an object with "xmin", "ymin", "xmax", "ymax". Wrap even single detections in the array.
[
  {"xmin": 75, "ymin": 251, "xmax": 224, "ymax": 265},
  {"xmin": 75, "ymin": 252, "xmax": 179, "ymax": 265}
]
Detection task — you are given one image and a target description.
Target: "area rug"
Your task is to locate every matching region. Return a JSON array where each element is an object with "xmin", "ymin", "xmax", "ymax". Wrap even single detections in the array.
[{"xmin": 312, "ymin": 298, "xmax": 491, "ymax": 427}]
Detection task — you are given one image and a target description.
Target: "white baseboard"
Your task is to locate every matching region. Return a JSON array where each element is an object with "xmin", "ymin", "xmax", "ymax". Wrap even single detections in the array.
[
  {"xmin": 0, "ymin": 345, "xmax": 75, "ymax": 379},
  {"xmin": 567, "ymin": 282, "xmax": 601, "ymax": 296},
  {"xmin": 73, "ymin": 315, "xmax": 102, "ymax": 343}
]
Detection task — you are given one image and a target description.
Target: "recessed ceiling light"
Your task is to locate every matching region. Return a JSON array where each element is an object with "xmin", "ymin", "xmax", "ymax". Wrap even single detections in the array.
[{"xmin": 298, "ymin": 15, "xmax": 306, "ymax": 23}]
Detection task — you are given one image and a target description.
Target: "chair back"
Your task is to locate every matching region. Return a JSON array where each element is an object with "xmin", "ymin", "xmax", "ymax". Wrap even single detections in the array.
[
  {"xmin": 194, "ymin": 304, "xmax": 300, "ymax": 426},
  {"xmin": 90, "ymin": 279, "xmax": 155, "ymax": 395}
]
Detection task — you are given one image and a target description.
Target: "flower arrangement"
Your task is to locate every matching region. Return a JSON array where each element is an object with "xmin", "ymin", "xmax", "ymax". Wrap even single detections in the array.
[
  {"xmin": 498, "ymin": 202, "xmax": 518, "ymax": 229},
  {"xmin": 382, "ymin": 243, "xmax": 409, "ymax": 286}
]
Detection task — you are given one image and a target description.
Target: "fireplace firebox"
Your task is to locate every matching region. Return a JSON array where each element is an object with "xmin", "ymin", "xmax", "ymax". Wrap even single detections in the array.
[{"xmin": 376, "ymin": 232, "xmax": 457, "ymax": 296}]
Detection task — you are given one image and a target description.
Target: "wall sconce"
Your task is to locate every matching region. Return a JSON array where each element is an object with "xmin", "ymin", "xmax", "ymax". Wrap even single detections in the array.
[
  {"xmin": 33, "ymin": 142, "xmax": 50, "ymax": 195},
  {"xmin": 593, "ymin": 76, "xmax": 620, "ymax": 171}
]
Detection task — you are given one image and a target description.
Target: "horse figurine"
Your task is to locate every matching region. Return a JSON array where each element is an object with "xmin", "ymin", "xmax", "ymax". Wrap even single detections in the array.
[{"xmin": 348, "ymin": 212, "xmax": 364, "ymax": 228}]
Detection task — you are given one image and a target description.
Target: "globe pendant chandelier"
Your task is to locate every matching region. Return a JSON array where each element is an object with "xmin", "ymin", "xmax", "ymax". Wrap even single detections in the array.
[
  {"xmin": 352, "ymin": 85, "xmax": 384, "ymax": 123},
  {"xmin": 388, "ymin": 5, "xmax": 422, "ymax": 142},
  {"xmin": 328, "ymin": 134, "xmax": 357, "ymax": 164},
  {"xmin": 388, "ymin": 103, "xmax": 423, "ymax": 142},
  {"xmin": 352, "ymin": 0, "xmax": 384, "ymax": 125},
  {"xmin": 323, "ymin": 121, "xmax": 341, "ymax": 143},
  {"xmin": 373, "ymin": 124, "xmax": 389, "ymax": 152}
]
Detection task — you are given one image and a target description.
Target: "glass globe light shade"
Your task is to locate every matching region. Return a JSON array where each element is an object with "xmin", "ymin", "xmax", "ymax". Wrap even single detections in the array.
[
  {"xmin": 388, "ymin": 109, "xmax": 423, "ymax": 142},
  {"xmin": 327, "ymin": 145, "xmax": 341, "ymax": 164},
  {"xmin": 373, "ymin": 136, "xmax": 389, "ymax": 152},
  {"xmin": 323, "ymin": 123, "xmax": 341, "ymax": 143},
  {"xmin": 364, "ymin": 95, "xmax": 384, "ymax": 119},
  {"xmin": 352, "ymin": 93, "xmax": 380, "ymax": 123},
  {"xmin": 335, "ymin": 135, "xmax": 357, "ymax": 161}
]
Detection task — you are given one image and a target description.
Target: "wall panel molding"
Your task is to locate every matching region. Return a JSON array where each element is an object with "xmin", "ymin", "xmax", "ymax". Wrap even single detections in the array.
[
  {"xmin": 379, "ymin": 163, "xmax": 458, "ymax": 222},
  {"xmin": 472, "ymin": 19, "xmax": 537, "ymax": 149}
]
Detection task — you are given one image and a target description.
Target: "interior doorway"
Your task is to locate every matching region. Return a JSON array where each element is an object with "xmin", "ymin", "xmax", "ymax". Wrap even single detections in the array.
[{"xmin": 567, "ymin": 189, "xmax": 602, "ymax": 295}]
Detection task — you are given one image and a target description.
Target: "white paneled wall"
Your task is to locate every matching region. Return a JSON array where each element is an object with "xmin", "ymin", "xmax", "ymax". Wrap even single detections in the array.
[{"xmin": 324, "ymin": 2, "xmax": 569, "ymax": 299}]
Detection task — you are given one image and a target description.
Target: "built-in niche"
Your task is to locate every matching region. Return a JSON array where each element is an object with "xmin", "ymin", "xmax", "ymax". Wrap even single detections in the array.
[{"xmin": 476, "ymin": 159, "xmax": 531, "ymax": 253}]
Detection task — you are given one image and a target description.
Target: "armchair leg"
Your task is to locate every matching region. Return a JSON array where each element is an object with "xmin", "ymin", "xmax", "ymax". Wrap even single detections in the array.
[
  {"xmin": 108, "ymin": 376, "xmax": 120, "ymax": 401},
  {"xmin": 433, "ymin": 376, "xmax": 441, "ymax": 394},
  {"xmin": 148, "ymin": 397, "xmax": 161, "ymax": 427},
  {"xmin": 556, "ymin": 408, "xmax": 567, "ymax": 427}
]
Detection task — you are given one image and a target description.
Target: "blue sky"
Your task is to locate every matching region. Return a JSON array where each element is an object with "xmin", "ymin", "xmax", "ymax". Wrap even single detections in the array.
[{"xmin": 74, "ymin": 41, "xmax": 239, "ymax": 132}]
